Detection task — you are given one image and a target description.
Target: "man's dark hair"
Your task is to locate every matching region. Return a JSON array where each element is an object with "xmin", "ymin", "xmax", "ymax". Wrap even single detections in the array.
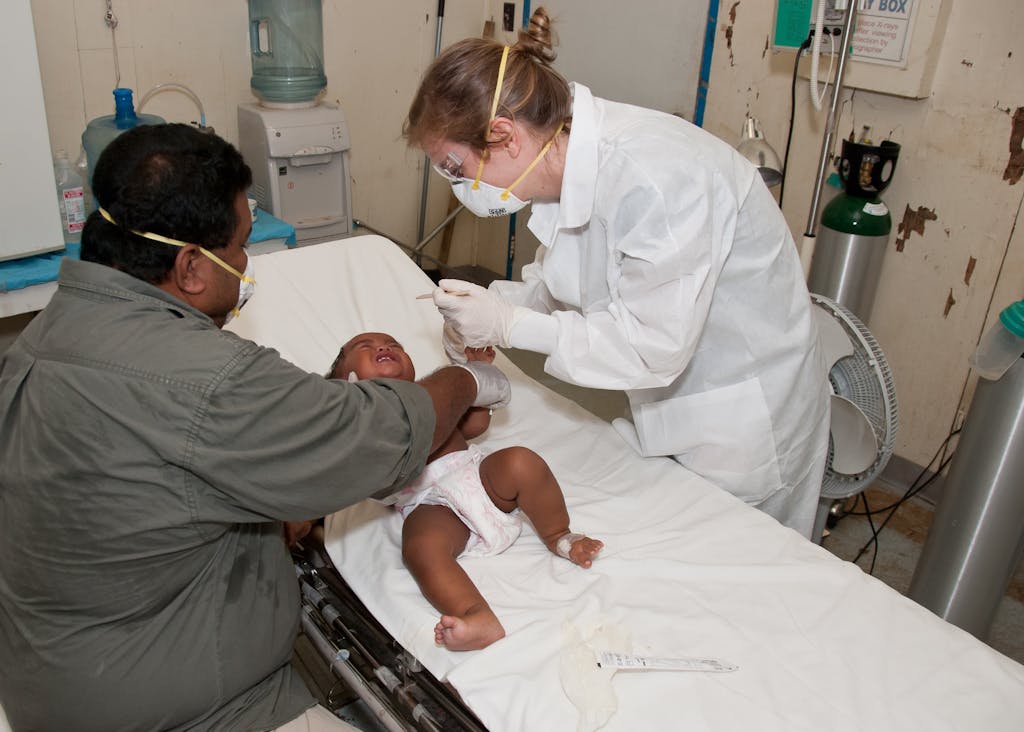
[{"xmin": 81, "ymin": 123, "xmax": 252, "ymax": 283}]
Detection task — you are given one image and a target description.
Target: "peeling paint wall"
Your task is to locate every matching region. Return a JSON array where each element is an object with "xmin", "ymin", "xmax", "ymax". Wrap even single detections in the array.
[{"xmin": 702, "ymin": 0, "xmax": 1024, "ymax": 470}]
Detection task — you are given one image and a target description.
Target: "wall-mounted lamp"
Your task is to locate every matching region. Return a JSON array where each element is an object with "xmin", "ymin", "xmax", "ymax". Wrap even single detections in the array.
[{"xmin": 736, "ymin": 116, "xmax": 783, "ymax": 188}]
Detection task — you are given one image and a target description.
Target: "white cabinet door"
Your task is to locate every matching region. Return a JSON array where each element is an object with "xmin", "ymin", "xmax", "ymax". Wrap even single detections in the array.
[{"xmin": 0, "ymin": 1, "xmax": 63, "ymax": 263}]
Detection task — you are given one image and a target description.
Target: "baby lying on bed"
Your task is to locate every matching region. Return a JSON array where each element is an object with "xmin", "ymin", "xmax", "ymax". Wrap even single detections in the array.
[{"xmin": 329, "ymin": 332, "xmax": 603, "ymax": 651}]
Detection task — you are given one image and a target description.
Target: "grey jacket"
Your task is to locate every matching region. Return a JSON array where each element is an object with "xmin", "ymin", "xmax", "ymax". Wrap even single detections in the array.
[{"xmin": 0, "ymin": 258, "xmax": 434, "ymax": 731}]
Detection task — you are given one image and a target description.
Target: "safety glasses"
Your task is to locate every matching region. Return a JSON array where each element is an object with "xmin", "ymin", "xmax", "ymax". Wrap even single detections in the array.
[{"xmin": 432, "ymin": 152, "xmax": 465, "ymax": 182}]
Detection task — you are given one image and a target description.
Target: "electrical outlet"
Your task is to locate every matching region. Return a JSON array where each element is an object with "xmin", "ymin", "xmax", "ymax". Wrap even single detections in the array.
[
  {"xmin": 502, "ymin": 3, "xmax": 515, "ymax": 33},
  {"xmin": 811, "ymin": 0, "xmax": 847, "ymax": 40}
]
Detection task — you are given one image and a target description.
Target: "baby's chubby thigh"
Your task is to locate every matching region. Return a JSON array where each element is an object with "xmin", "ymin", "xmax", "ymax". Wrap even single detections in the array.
[
  {"xmin": 478, "ymin": 445, "xmax": 548, "ymax": 512},
  {"xmin": 401, "ymin": 504, "xmax": 472, "ymax": 564}
]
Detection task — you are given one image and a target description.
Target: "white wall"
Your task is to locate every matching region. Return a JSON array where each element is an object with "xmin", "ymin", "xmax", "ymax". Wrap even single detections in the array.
[{"xmin": 701, "ymin": 0, "xmax": 1024, "ymax": 472}]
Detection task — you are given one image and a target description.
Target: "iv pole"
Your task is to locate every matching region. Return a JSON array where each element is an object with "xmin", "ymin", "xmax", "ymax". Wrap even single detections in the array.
[
  {"xmin": 799, "ymin": 0, "xmax": 859, "ymax": 278},
  {"xmin": 416, "ymin": 0, "xmax": 446, "ymax": 246}
]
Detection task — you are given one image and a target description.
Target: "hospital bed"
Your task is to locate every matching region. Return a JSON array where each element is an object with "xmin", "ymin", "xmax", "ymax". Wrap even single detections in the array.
[{"xmin": 227, "ymin": 235, "xmax": 1024, "ymax": 732}]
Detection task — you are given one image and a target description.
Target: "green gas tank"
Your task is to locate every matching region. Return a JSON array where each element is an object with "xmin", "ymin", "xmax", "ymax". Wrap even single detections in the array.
[{"xmin": 807, "ymin": 139, "xmax": 900, "ymax": 323}]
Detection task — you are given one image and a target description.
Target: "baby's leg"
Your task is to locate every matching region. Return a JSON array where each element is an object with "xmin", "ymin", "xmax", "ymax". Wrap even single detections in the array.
[
  {"xmin": 479, "ymin": 447, "xmax": 603, "ymax": 568},
  {"xmin": 402, "ymin": 504, "xmax": 505, "ymax": 651}
]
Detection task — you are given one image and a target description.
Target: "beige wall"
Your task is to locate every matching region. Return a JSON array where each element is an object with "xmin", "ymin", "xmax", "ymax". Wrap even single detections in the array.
[{"xmin": 701, "ymin": 0, "xmax": 1024, "ymax": 470}]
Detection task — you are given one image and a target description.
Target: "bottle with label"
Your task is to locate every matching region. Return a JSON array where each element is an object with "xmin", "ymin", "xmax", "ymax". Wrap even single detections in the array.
[
  {"xmin": 54, "ymin": 149, "xmax": 86, "ymax": 245},
  {"xmin": 74, "ymin": 146, "xmax": 92, "ymax": 216},
  {"xmin": 969, "ymin": 299, "xmax": 1024, "ymax": 381}
]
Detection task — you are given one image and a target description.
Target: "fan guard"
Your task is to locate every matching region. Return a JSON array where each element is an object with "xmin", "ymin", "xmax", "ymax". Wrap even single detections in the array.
[{"xmin": 811, "ymin": 293, "xmax": 898, "ymax": 500}]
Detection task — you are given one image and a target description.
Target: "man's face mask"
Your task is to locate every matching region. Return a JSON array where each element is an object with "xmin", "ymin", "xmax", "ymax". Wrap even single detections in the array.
[
  {"xmin": 98, "ymin": 207, "xmax": 256, "ymax": 322},
  {"xmin": 433, "ymin": 45, "xmax": 563, "ymax": 219}
]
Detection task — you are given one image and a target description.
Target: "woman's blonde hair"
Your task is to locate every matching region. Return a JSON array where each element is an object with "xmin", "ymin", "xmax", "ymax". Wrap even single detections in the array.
[{"xmin": 404, "ymin": 7, "xmax": 571, "ymax": 152}]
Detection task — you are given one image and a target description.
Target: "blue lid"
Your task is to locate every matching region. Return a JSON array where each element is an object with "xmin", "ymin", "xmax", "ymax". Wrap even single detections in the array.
[
  {"xmin": 113, "ymin": 88, "xmax": 138, "ymax": 129},
  {"xmin": 999, "ymin": 300, "xmax": 1024, "ymax": 338}
]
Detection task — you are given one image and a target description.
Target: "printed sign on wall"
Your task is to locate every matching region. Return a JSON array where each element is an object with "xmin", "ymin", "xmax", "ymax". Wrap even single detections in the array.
[{"xmin": 850, "ymin": 0, "xmax": 917, "ymax": 67}]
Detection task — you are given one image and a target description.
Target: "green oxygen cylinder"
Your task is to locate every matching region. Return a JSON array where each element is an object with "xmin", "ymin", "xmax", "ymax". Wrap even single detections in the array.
[{"xmin": 807, "ymin": 139, "xmax": 900, "ymax": 323}]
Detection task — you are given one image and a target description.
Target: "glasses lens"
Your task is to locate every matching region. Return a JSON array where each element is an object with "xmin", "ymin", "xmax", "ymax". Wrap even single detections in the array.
[{"xmin": 432, "ymin": 152, "xmax": 463, "ymax": 182}]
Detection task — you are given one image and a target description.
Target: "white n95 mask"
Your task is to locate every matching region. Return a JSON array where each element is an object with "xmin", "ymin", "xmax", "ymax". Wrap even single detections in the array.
[
  {"xmin": 452, "ymin": 122, "xmax": 564, "ymax": 219},
  {"xmin": 452, "ymin": 179, "xmax": 530, "ymax": 218},
  {"xmin": 226, "ymin": 256, "xmax": 256, "ymax": 324}
]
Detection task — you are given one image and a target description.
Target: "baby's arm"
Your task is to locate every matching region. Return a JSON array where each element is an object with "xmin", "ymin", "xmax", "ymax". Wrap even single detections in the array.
[
  {"xmin": 458, "ymin": 346, "xmax": 496, "ymax": 439},
  {"xmin": 459, "ymin": 407, "xmax": 491, "ymax": 440}
]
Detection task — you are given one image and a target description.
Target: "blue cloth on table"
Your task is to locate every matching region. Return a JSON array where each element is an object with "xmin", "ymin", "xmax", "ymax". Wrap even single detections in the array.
[
  {"xmin": 251, "ymin": 209, "xmax": 296, "ymax": 246},
  {"xmin": 0, "ymin": 210, "xmax": 295, "ymax": 293},
  {"xmin": 0, "ymin": 244, "xmax": 80, "ymax": 293}
]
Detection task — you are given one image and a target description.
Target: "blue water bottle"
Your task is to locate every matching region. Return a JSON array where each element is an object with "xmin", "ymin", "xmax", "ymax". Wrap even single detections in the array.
[{"xmin": 81, "ymin": 88, "xmax": 166, "ymax": 209}]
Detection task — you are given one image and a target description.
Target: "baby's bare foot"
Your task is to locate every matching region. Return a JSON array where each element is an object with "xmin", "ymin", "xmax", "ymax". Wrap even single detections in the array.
[{"xmin": 435, "ymin": 607, "xmax": 505, "ymax": 651}]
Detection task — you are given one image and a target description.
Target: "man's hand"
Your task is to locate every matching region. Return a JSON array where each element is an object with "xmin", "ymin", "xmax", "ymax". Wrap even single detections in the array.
[
  {"xmin": 283, "ymin": 520, "xmax": 314, "ymax": 547},
  {"xmin": 455, "ymin": 361, "xmax": 511, "ymax": 409}
]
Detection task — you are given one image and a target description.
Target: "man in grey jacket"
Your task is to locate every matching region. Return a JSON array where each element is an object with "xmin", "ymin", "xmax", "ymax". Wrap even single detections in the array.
[{"xmin": 0, "ymin": 124, "xmax": 508, "ymax": 731}]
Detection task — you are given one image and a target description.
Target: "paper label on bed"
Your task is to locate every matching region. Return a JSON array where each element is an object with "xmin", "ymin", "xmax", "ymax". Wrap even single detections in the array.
[{"xmin": 595, "ymin": 651, "xmax": 737, "ymax": 673}]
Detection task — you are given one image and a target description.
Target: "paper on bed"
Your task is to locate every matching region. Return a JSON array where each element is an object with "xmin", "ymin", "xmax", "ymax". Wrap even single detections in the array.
[{"xmin": 230, "ymin": 236, "xmax": 1024, "ymax": 732}]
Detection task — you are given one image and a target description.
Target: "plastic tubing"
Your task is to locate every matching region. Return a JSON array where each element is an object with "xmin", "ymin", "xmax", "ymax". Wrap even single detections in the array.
[
  {"xmin": 809, "ymin": 0, "xmax": 827, "ymax": 111},
  {"xmin": 138, "ymin": 82, "xmax": 207, "ymax": 127}
]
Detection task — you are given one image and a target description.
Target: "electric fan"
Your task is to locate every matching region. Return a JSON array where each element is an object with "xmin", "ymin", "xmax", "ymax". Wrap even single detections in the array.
[{"xmin": 809, "ymin": 293, "xmax": 899, "ymax": 540}]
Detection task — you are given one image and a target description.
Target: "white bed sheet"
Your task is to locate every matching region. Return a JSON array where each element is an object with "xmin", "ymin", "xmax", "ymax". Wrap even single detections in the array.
[{"xmin": 229, "ymin": 235, "xmax": 1024, "ymax": 732}]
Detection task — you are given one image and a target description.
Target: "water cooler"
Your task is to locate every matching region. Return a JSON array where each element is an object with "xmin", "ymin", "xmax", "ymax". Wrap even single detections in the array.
[
  {"xmin": 237, "ymin": 0, "xmax": 353, "ymax": 243},
  {"xmin": 807, "ymin": 139, "xmax": 900, "ymax": 322}
]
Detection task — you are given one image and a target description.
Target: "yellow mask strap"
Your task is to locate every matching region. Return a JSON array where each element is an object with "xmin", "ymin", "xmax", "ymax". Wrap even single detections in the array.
[
  {"xmin": 498, "ymin": 121, "xmax": 564, "ymax": 201},
  {"xmin": 472, "ymin": 45, "xmax": 511, "ymax": 191},
  {"xmin": 98, "ymin": 207, "xmax": 254, "ymax": 284}
]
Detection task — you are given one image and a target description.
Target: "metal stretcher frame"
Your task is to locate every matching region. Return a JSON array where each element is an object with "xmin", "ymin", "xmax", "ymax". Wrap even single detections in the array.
[{"xmin": 291, "ymin": 535, "xmax": 487, "ymax": 732}]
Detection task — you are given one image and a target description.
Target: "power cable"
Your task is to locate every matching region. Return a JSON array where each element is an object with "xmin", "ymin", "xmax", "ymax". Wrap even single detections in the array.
[
  {"xmin": 779, "ymin": 34, "xmax": 813, "ymax": 208},
  {"xmin": 847, "ymin": 428, "xmax": 962, "ymax": 573}
]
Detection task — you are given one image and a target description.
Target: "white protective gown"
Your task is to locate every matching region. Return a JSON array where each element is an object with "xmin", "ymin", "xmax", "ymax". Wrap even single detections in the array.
[{"xmin": 494, "ymin": 83, "xmax": 830, "ymax": 538}]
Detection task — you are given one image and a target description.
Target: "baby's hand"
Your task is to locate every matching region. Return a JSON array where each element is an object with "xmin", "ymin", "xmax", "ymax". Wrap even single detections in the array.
[{"xmin": 464, "ymin": 346, "xmax": 496, "ymax": 364}]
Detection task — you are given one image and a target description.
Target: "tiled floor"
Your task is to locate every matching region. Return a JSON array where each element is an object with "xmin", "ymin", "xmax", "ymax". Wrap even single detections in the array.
[{"xmin": 502, "ymin": 347, "xmax": 1024, "ymax": 666}]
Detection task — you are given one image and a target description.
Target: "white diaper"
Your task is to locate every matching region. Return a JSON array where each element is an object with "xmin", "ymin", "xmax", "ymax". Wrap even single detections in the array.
[{"xmin": 387, "ymin": 444, "xmax": 522, "ymax": 557}]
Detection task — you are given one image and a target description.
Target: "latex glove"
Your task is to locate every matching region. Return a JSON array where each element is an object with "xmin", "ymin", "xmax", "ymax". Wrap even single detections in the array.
[
  {"xmin": 442, "ymin": 323, "xmax": 468, "ymax": 364},
  {"xmin": 433, "ymin": 279, "xmax": 525, "ymax": 348},
  {"xmin": 455, "ymin": 361, "xmax": 511, "ymax": 409}
]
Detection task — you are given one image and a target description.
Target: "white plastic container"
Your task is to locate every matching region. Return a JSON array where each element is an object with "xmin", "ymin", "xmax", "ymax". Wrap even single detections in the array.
[
  {"xmin": 969, "ymin": 300, "xmax": 1024, "ymax": 381},
  {"xmin": 53, "ymin": 149, "xmax": 86, "ymax": 245},
  {"xmin": 74, "ymin": 147, "xmax": 92, "ymax": 215}
]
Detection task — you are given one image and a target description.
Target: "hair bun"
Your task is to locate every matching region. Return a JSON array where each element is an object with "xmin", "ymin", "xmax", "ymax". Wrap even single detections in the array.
[{"xmin": 517, "ymin": 6, "xmax": 557, "ymax": 64}]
